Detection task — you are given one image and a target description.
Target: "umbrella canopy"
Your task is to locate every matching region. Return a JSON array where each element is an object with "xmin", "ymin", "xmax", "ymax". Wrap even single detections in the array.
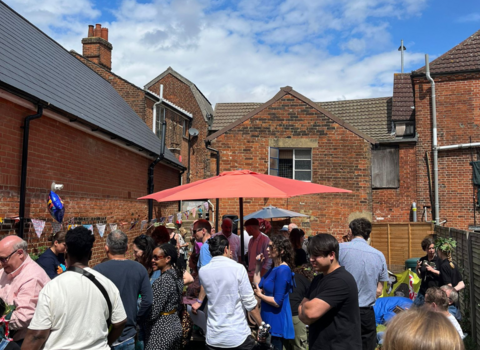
[
  {"xmin": 243, "ymin": 205, "xmax": 309, "ymax": 220},
  {"xmin": 139, "ymin": 169, "xmax": 351, "ymax": 262},
  {"xmin": 139, "ymin": 169, "xmax": 351, "ymax": 202}
]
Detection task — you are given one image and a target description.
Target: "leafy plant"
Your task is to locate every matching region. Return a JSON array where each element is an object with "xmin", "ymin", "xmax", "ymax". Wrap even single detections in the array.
[
  {"xmin": 29, "ymin": 246, "xmax": 48, "ymax": 261},
  {"xmin": 434, "ymin": 237, "xmax": 457, "ymax": 252}
]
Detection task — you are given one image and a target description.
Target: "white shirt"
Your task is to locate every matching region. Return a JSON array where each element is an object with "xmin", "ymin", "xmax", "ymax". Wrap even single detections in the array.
[
  {"xmin": 29, "ymin": 267, "xmax": 127, "ymax": 350},
  {"xmin": 243, "ymin": 230, "xmax": 252, "ymax": 255},
  {"xmin": 214, "ymin": 231, "xmax": 241, "ymax": 262},
  {"xmin": 447, "ymin": 313, "xmax": 465, "ymax": 339},
  {"xmin": 199, "ymin": 256, "xmax": 257, "ymax": 348}
]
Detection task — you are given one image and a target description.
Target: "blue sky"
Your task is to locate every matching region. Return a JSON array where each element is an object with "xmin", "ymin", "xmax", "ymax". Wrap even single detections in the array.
[{"xmin": 6, "ymin": 0, "xmax": 480, "ymax": 105}]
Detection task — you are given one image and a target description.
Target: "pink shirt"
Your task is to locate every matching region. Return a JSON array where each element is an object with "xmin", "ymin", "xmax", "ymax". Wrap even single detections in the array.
[{"xmin": 0, "ymin": 255, "xmax": 50, "ymax": 340}]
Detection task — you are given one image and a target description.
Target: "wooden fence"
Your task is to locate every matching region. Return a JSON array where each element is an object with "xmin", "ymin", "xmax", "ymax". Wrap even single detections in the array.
[
  {"xmin": 435, "ymin": 226, "xmax": 479, "ymax": 346},
  {"xmin": 371, "ymin": 222, "xmax": 434, "ymax": 272}
]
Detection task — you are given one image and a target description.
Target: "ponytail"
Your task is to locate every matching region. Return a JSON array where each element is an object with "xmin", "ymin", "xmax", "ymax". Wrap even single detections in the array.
[{"xmin": 447, "ymin": 251, "xmax": 455, "ymax": 269}]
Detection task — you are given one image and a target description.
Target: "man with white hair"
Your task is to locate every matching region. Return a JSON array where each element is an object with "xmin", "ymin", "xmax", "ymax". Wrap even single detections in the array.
[
  {"xmin": 440, "ymin": 285, "xmax": 461, "ymax": 321},
  {"xmin": 0, "ymin": 236, "xmax": 50, "ymax": 344}
]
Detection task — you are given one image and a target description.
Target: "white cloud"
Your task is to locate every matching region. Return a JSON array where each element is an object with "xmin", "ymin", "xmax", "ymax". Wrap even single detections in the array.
[
  {"xmin": 457, "ymin": 13, "xmax": 480, "ymax": 23},
  {"xmin": 5, "ymin": 0, "xmax": 428, "ymax": 106}
]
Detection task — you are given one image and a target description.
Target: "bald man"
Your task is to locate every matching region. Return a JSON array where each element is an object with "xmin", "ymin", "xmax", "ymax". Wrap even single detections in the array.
[
  {"xmin": 0, "ymin": 236, "xmax": 50, "ymax": 344},
  {"xmin": 214, "ymin": 218, "xmax": 241, "ymax": 262}
]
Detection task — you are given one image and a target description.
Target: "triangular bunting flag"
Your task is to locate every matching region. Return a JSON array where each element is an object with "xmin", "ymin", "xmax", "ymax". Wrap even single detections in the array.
[
  {"xmin": 96, "ymin": 223, "xmax": 106, "ymax": 237},
  {"xmin": 204, "ymin": 202, "xmax": 209, "ymax": 211},
  {"xmin": 176, "ymin": 212, "xmax": 182, "ymax": 223},
  {"xmin": 192, "ymin": 208, "xmax": 197, "ymax": 217},
  {"xmin": 129, "ymin": 220, "xmax": 138, "ymax": 230},
  {"xmin": 140, "ymin": 220, "xmax": 147, "ymax": 230},
  {"xmin": 31, "ymin": 219, "xmax": 46, "ymax": 238},
  {"xmin": 184, "ymin": 211, "xmax": 190, "ymax": 220},
  {"xmin": 83, "ymin": 225, "xmax": 93, "ymax": 234},
  {"xmin": 168, "ymin": 215, "xmax": 173, "ymax": 223},
  {"xmin": 51, "ymin": 221, "xmax": 62, "ymax": 234},
  {"xmin": 109, "ymin": 223, "xmax": 117, "ymax": 232}
]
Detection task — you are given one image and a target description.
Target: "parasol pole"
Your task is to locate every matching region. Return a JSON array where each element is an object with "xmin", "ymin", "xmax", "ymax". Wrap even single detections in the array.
[{"xmin": 239, "ymin": 197, "xmax": 244, "ymax": 264}]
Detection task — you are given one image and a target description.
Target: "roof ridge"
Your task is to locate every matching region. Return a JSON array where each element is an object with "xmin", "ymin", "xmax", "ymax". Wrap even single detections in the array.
[
  {"xmin": 318, "ymin": 96, "xmax": 392, "ymax": 104},
  {"xmin": 414, "ymin": 28, "xmax": 480, "ymax": 73}
]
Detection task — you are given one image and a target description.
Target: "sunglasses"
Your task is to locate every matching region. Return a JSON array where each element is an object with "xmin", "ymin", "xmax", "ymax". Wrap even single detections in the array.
[
  {"xmin": 0, "ymin": 249, "xmax": 18, "ymax": 264},
  {"xmin": 152, "ymin": 255, "xmax": 166, "ymax": 261},
  {"xmin": 192, "ymin": 228, "xmax": 204, "ymax": 234}
]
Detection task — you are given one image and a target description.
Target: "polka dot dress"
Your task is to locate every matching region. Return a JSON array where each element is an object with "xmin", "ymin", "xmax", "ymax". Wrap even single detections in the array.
[{"xmin": 145, "ymin": 269, "xmax": 184, "ymax": 350}]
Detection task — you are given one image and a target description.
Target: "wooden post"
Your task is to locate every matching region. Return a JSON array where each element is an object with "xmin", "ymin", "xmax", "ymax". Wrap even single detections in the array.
[{"xmin": 387, "ymin": 224, "xmax": 391, "ymax": 265}]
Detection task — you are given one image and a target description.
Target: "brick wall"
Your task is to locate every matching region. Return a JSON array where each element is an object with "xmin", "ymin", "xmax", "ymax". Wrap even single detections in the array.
[
  {"xmin": 414, "ymin": 72, "xmax": 480, "ymax": 230},
  {"xmin": 148, "ymin": 75, "xmax": 211, "ymax": 183},
  {"xmin": 372, "ymin": 143, "xmax": 417, "ymax": 222},
  {"xmin": 0, "ymin": 97, "xmax": 179, "ymax": 266},
  {"xmin": 210, "ymin": 93, "xmax": 373, "ymax": 238}
]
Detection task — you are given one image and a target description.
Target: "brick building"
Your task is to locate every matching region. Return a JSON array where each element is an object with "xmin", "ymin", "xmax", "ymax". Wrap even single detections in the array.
[{"xmin": 0, "ymin": 3, "xmax": 184, "ymax": 264}]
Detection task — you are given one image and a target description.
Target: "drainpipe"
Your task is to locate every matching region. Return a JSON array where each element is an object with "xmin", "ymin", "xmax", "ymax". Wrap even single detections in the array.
[
  {"xmin": 19, "ymin": 106, "xmax": 43, "ymax": 239},
  {"xmin": 148, "ymin": 99, "xmax": 166, "ymax": 222},
  {"xmin": 425, "ymin": 54, "xmax": 439, "ymax": 224},
  {"xmin": 205, "ymin": 140, "xmax": 220, "ymax": 232}
]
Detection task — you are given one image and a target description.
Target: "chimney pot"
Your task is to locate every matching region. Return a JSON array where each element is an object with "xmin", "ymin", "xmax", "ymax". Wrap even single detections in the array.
[
  {"xmin": 94, "ymin": 24, "xmax": 102, "ymax": 37},
  {"xmin": 101, "ymin": 28, "xmax": 108, "ymax": 41},
  {"xmin": 88, "ymin": 25, "xmax": 94, "ymax": 37}
]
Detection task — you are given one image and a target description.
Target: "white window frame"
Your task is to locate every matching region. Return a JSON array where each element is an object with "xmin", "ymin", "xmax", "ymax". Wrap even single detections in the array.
[{"xmin": 269, "ymin": 147, "xmax": 312, "ymax": 182}]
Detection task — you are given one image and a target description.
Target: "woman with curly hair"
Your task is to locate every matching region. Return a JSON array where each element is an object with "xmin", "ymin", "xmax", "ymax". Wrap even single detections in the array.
[
  {"xmin": 290, "ymin": 228, "xmax": 308, "ymax": 267},
  {"xmin": 253, "ymin": 235, "xmax": 295, "ymax": 350}
]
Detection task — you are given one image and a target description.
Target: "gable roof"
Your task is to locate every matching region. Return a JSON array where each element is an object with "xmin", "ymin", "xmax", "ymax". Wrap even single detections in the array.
[
  {"xmin": 145, "ymin": 67, "xmax": 214, "ymax": 122},
  {"xmin": 414, "ymin": 29, "xmax": 480, "ymax": 75},
  {"xmin": 0, "ymin": 1, "xmax": 183, "ymax": 169},
  {"xmin": 207, "ymin": 86, "xmax": 376, "ymax": 144},
  {"xmin": 391, "ymin": 73, "xmax": 414, "ymax": 121}
]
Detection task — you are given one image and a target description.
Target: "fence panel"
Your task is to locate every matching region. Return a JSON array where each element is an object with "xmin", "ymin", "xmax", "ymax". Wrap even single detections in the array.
[{"xmin": 371, "ymin": 222, "xmax": 433, "ymax": 271}]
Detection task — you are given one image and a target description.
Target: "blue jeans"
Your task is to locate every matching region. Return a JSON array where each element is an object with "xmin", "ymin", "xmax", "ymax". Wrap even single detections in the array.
[
  {"xmin": 271, "ymin": 336, "xmax": 284, "ymax": 350},
  {"xmin": 112, "ymin": 337, "xmax": 135, "ymax": 350}
]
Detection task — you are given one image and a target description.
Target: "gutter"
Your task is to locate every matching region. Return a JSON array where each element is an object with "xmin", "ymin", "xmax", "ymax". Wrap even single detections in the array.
[
  {"xmin": 19, "ymin": 105, "xmax": 43, "ymax": 239},
  {"xmin": 148, "ymin": 86, "xmax": 167, "ymax": 222},
  {"xmin": 205, "ymin": 140, "xmax": 220, "ymax": 232},
  {"xmin": 425, "ymin": 54, "xmax": 440, "ymax": 225}
]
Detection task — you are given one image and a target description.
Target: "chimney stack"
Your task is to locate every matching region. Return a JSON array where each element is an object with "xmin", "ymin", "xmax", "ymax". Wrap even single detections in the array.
[{"xmin": 82, "ymin": 24, "xmax": 113, "ymax": 71}]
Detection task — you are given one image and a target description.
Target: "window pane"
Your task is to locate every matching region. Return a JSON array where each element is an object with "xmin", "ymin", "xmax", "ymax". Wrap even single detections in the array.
[
  {"xmin": 295, "ymin": 149, "xmax": 311, "ymax": 160},
  {"xmin": 270, "ymin": 148, "xmax": 279, "ymax": 158},
  {"xmin": 279, "ymin": 150, "xmax": 293, "ymax": 159},
  {"xmin": 270, "ymin": 169, "xmax": 278, "ymax": 176},
  {"xmin": 295, "ymin": 160, "xmax": 311, "ymax": 170},
  {"xmin": 295, "ymin": 171, "xmax": 311, "ymax": 181},
  {"xmin": 279, "ymin": 159, "xmax": 293, "ymax": 178},
  {"xmin": 270, "ymin": 158, "xmax": 279, "ymax": 171}
]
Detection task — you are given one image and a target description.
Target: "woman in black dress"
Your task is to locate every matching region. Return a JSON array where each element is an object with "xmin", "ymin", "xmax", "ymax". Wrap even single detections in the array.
[{"xmin": 145, "ymin": 243, "xmax": 184, "ymax": 350}]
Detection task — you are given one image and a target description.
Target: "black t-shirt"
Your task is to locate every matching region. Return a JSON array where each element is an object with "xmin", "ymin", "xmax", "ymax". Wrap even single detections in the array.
[
  {"xmin": 36, "ymin": 248, "xmax": 65, "ymax": 279},
  {"xmin": 295, "ymin": 249, "xmax": 308, "ymax": 267},
  {"xmin": 439, "ymin": 258, "xmax": 463, "ymax": 287},
  {"xmin": 307, "ymin": 266, "xmax": 361, "ymax": 350},
  {"xmin": 289, "ymin": 273, "xmax": 310, "ymax": 316},
  {"xmin": 418, "ymin": 255, "xmax": 442, "ymax": 294}
]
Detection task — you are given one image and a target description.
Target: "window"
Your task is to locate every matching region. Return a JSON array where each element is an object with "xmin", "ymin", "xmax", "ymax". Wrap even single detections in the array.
[
  {"xmin": 269, "ymin": 148, "xmax": 312, "ymax": 181},
  {"xmin": 394, "ymin": 121, "xmax": 415, "ymax": 137},
  {"xmin": 372, "ymin": 146, "xmax": 399, "ymax": 188},
  {"xmin": 154, "ymin": 106, "xmax": 165, "ymax": 139}
]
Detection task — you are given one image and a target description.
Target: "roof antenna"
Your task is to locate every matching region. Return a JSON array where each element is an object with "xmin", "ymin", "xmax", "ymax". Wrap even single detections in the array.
[{"xmin": 398, "ymin": 40, "xmax": 407, "ymax": 73}]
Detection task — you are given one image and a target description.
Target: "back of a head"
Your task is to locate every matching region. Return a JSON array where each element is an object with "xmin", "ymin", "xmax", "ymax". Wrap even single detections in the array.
[
  {"xmin": 271, "ymin": 234, "xmax": 295, "ymax": 267},
  {"xmin": 196, "ymin": 219, "xmax": 212, "ymax": 233},
  {"xmin": 66, "ymin": 226, "xmax": 95, "ymax": 261},
  {"xmin": 290, "ymin": 228, "xmax": 304, "ymax": 249},
  {"xmin": 383, "ymin": 308, "xmax": 464, "ymax": 350},
  {"xmin": 49, "ymin": 231, "xmax": 66, "ymax": 245},
  {"xmin": 349, "ymin": 218, "xmax": 372, "ymax": 240},
  {"xmin": 425, "ymin": 287, "xmax": 449, "ymax": 311},
  {"xmin": 151, "ymin": 226, "xmax": 170, "ymax": 246},
  {"xmin": 208, "ymin": 235, "xmax": 229, "ymax": 257},
  {"xmin": 106, "ymin": 230, "xmax": 128, "ymax": 255},
  {"xmin": 307, "ymin": 233, "xmax": 339, "ymax": 259},
  {"xmin": 440, "ymin": 285, "xmax": 459, "ymax": 304}
]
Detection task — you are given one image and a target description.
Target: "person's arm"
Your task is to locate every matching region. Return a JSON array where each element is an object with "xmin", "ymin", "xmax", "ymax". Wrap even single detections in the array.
[
  {"xmin": 191, "ymin": 286, "xmax": 206, "ymax": 315},
  {"xmin": 137, "ymin": 270, "xmax": 153, "ymax": 321},
  {"xmin": 376, "ymin": 282, "xmax": 383, "ymax": 298},
  {"xmin": 21, "ymin": 329, "xmax": 50, "ymax": 350},
  {"xmin": 10, "ymin": 278, "xmax": 48, "ymax": 332},
  {"xmin": 253, "ymin": 254, "xmax": 264, "ymax": 286},
  {"xmin": 454, "ymin": 281, "xmax": 465, "ymax": 292},
  {"xmin": 425, "ymin": 264, "xmax": 440, "ymax": 275},
  {"xmin": 183, "ymin": 270, "xmax": 194, "ymax": 285},
  {"xmin": 107, "ymin": 319, "xmax": 127, "ymax": 346},
  {"xmin": 298, "ymin": 297, "xmax": 332, "ymax": 325},
  {"xmin": 248, "ymin": 305, "xmax": 262, "ymax": 326}
]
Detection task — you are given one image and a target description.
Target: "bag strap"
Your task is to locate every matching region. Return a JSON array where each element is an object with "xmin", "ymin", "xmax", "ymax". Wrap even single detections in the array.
[{"xmin": 67, "ymin": 266, "xmax": 112, "ymax": 326}]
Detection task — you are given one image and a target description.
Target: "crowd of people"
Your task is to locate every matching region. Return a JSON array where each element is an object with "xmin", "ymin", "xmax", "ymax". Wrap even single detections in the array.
[{"xmin": 0, "ymin": 216, "xmax": 468, "ymax": 350}]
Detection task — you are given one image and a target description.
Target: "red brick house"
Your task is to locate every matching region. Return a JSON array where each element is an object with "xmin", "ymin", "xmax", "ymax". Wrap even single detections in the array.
[{"xmin": 0, "ymin": 3, "xmax": 184, "ymax": 264}]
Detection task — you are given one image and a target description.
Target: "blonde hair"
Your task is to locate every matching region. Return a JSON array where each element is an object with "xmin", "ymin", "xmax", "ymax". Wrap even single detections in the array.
[
  {"xmin": 439, "ymin": 244, "xmax": 455, "ymax": 269},
  {"xmin": 383, "ymin": 308, "xmax": 464, "ymax": 350}
]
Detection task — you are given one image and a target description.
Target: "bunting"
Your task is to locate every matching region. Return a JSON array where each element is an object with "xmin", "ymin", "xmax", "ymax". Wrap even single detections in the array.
[
  {"xmin": 31, "ymin": 219, "xmax": 46, "ymax": 238},
  {"xmin": 83, "ymin": 225, "xmax": 93, "ymax": 234},
  {"xmin": 51, "ymin": 222, "xmax": 62, "ymax": 234},
  {"xmin": 109, "ymin": 223, "xmax": 117, "ymax": 232},
  {"xmin": 96, "ymin": 223, "xmax": 106, "ymax": 237}
]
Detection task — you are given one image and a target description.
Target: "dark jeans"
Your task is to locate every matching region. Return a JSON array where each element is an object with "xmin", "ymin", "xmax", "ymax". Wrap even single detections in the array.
[
  {"xmin": 360, "ymin": 308, "xmax": 376, "ymax": 350},
  {"xmin": 271, "ymin": 336, "xmax": 284, "ymax": 350},
  {"xmin": 206, "ymin": 335, "xmax": 256, "ymax": 350}
]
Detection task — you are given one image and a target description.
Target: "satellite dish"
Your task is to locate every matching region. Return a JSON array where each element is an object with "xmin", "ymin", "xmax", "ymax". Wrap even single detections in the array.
[{"xmin": 188, "ymin": 128, "xmax": 199, "ymax": 137}]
